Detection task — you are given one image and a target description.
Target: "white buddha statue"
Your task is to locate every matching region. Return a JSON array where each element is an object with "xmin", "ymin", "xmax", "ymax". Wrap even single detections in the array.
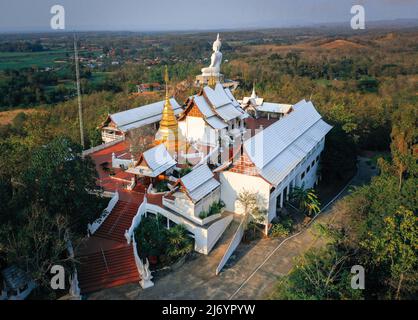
[{"xmin": 201, "ymin": 34, "xmax": 223, "ymax": 76}]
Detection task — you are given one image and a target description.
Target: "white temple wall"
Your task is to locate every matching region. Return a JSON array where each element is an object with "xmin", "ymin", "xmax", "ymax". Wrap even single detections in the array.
[
  {"xmin": 220, "ymin": 172, "xmax": 270, "ymax": 215},
  {"xmin": 179, "ymin": 117, "xmax": 218, "ymax": 146},
  {"xmin": 195, "ymin": 187, "xmax": 221, "ymax": 217},
  {"xmin": 295, "ymin": 138, "xmax": 325, "ymax": 188},
  {"xmin": 146, "ymin": 203, "xmax": 231, "ymax": 255}
]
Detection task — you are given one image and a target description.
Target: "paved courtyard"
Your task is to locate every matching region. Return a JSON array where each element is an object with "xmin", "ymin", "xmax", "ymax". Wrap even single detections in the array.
[{"xmin": 88, "ymin": 157, "xmax": 377, "ymax": 300}]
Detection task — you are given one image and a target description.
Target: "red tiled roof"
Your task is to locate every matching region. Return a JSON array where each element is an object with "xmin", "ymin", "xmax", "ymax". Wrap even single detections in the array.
[
  {"xmin": 245, "ymin": 117, "xmax": 278, "ymax": 137},
  {"xmin": 111, "ymin": 170, "xmax": 135, "ymax": 182},
  {"xmin": 229, "ymin": 152, "xmax": 259, "ymax": 176}
]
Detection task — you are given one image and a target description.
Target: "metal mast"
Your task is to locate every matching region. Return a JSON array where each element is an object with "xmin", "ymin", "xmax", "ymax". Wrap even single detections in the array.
[{"xmin": 73, "ymin": 33, "xmax": 85, "ymax": 149}]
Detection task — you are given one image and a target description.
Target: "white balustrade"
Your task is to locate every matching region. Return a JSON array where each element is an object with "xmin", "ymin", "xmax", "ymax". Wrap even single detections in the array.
[
  {"xmin": 87, "ymin": 191, "xmax": 119, "ymax": 236},
  {"xmin": 124, "ymin": 195, "xmax": 147, "ymax": 244}
]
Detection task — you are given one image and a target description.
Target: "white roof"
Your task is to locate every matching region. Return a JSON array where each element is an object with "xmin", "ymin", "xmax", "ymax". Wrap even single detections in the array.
[
  {"xmin": 244, "ymin": 100, "xmax": 332, "ymax": 186},
  {"xmin": 128, "ymin": 144, "xmax": 176, "ymax": 177},
  {"xmin": 188, "ymin": 84, "xmax": 247, "ymax": 128},
  {"xmin": 180, "ymin": 164, "xmax": 220, "ymax": 202},
  {"xmin": 193, "ymin": 95, "xmax": 215, "ymax": 118},
  {"xmin": 192, "ymin": 94, "xmax": 228, "ymax": 129},
  {"xmin": 242, "ymin": 97, "xmax": 264, "ymax": 106},
  {"xmin": 110, "ymin": 98, "xmax": 183, "ymax": 132},
  {"xmin": 257, "ymin": 102, "xmax": 292, "ymax": 114},
  {"xmin": 203, "ymin": 84, "xmax": 232, "ymax": 108},
  {"xmin": 242, "ymin": 97, "xmax": 292, "ymax": 114},
  {"xmin": 206, "ymin": 116, "xmax": 228, "ymax": 129},
  {"xmin": 216, "ymin": 104, "xmax": 243, "ymax": 121}
]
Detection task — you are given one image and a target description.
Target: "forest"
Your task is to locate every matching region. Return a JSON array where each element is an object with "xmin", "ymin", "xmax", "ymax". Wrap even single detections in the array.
[{"xmin": 0, "ymin": 27, "xmax": 416, "ymax": 299}]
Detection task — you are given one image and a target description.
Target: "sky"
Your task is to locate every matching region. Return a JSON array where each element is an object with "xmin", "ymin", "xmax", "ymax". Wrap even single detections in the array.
[{"xmin": 0, "ymin": 0, "xmax": 417, "ymax": 32}]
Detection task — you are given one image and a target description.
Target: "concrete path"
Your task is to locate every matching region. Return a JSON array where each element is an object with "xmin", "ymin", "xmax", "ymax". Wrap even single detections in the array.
[{"xmin": 87, "ymin": 157, "xmax": 377, "ymax": 300}]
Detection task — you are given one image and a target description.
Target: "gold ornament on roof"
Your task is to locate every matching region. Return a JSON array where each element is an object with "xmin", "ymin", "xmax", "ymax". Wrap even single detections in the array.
[{"xmin": 155, "ymin": 66, "xmax": 179, "ymax": 154}]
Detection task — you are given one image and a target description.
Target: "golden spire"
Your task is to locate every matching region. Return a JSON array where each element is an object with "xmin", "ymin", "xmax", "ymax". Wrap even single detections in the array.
[{"xmin": 155, "ymin": 66, "xmax": 179, "ymax": 154}]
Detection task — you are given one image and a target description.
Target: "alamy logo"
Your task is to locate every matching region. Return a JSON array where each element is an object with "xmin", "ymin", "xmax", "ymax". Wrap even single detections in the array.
[
  {"xmin": 351, "ymin": 265, "xmax": 365, "ymax": 290},
  {"xmin": 50, "ymin": 5, "xmax": 65, "ymax": 30},
  {"xmin": 351, "ymin": 5, "xmax": 366, "ymax": 30},
  {"xmin": 50, "ymin": 265, "xmax": 65, "ymax": 290}
]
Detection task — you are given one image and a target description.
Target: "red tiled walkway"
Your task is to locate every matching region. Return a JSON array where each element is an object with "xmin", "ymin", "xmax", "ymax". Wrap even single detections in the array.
[
  {"xmin": 78, "ymin": 244, "xmax": 140, "ymax": 294},
  {"xmin": 94, "ymin": 200, "xmax": 141, "ymax": 243},
  {"xmin": 78, "ymin": 195, "xmax": 145, "ymax": 294}
]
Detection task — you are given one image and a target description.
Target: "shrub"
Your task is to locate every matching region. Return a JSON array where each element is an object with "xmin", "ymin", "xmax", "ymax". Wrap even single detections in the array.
[
  {"xmin": 199, "ymin": 211, "xmax": 208, "ymax": 219},
  {"xmin": 134, "ymin": 215, "xmax": 193, "ymax": 266},
  {"xmin": 135, "ymin": 214, "xmax": 167, "ymax": 258},
  {"xmin": 155, "ymin": 180, "xmax": 169, "ymax": 192},
  {"xmin": 199, "ymin": 201, "xmax": 225, "ymax": 219},
  {"xmin": 270, "ymin": 223, "xmax": 290, "ymax": 238},
  {"xmin": 270, "ymin": 218, "xmax": 293, "ymax": 238},
  {"xmin": 166, "ymin": 225, "xmax": 193, "ymax": 260}
]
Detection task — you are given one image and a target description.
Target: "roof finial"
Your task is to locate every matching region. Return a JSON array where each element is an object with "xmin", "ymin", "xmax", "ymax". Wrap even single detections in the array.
[{"xmin": 251, "ymin": 81, "xmax": 257, "ymax": 99}]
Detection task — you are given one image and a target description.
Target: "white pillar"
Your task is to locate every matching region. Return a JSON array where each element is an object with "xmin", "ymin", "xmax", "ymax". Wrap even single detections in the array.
[{"xmin": 280, "ymin": 192, "xmax": 283, "ymax": 208}]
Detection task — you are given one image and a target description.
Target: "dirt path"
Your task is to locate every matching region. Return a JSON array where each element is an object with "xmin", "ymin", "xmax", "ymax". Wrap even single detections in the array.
[{"xmin": 87, "ymin": 157, "xmax": 377, "ymax": 300}]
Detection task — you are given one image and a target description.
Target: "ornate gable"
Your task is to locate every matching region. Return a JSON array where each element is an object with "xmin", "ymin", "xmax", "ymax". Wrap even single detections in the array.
[{"xmin": 179, "ymin": 98, "xmax": 204, "ymax": 120}]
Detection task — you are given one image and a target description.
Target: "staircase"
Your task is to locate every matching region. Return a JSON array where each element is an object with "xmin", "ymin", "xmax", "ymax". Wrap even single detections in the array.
[
  {"xmin": 78, "ymin": 200, "xmax": 142, "ymax": 294},
  {"xmin": 94, "ymin": 201, "xmax": 140, "ymax": 243},
  {"xmin": 78, "ymin": 245, "xmax": 140, "ymax": 293}
]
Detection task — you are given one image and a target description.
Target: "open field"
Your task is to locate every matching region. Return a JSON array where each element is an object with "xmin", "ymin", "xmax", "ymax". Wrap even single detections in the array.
[
  {"xmin": 0, "ymin": 50, "xmax": 70, "ymax": 70},
  {"xmin": 0, "ymin": 108, "xmax": 38, "ymax": 125},
  {"xmin": 0, "ymin": 49, "xmax": 100, "ymax": 70}
]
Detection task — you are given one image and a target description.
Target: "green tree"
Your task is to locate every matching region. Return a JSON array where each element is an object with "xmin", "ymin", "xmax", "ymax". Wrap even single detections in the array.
[
  {"xmin": 2, "ymin": 205, "xmax": 73, "ymax": 298},
  {"xmin": 361, "ymin": 207, "xmax": 418, "ymax": 299},
  {"xmin": 290, "ymin": 186, "xmax": 321, "ymax": 217},
  {"xmin": 20, "ymin": 136, "xmax": 104, "ymax": 235},
  {"xmin": 270, "ymin": 247, "xmax": 361, "ymax": 300},
  {"xmin": 390, "ymin": 105, "xmax": 417, "ymax": 191},
  {"xmin": 237, "ymin": 190, "xmax": 267, "ymax": 232}
]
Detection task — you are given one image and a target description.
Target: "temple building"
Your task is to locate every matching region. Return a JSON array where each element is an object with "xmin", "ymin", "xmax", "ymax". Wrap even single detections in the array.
[
  {"xmin": 99, "ymin": 98, "xmax": 183, "ymax": 143},
  {"xmin": 178, "ymin": 82, "xmax": 248, "ymax": 161},
  {"xmin": 239, "ymin": 85, "xmax": 293, "ymax": 120},
  {"xmin": 77, "ymin": 34, "xmax": 334, "ymax": 295}
]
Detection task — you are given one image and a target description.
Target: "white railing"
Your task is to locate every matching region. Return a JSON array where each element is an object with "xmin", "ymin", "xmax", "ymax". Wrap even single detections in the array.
[
  {"xmin": 132, "ymin": 234, "xmax": 141, "ymax": 273},
  {"xmin": 125, "ymin": 195, "xmax": 147, "ymax": 244},
  {"xmin": 82, "ymin": 137, "xmax": 124, "ymax": 157},
  {"xmin": 124, "ymin": 195, "xmax": 154, "ymax": 289},
  {"xmin": 132, "ymin": 231, "xmax": 154, "ymax": 289},
  {"xmin": 102, "ymin": 132, "xmax": 120, "ymax": 140},
  {"xmin": 216, "ymin": 217, "xmax": 245, "ymax": 275},
  {"xmin": 112, "ymin": 152, "xmax": 135, "ymax": 169},
  {"xmin": 87, "ymin": 191, "xmax": 119, "ymax": 236},
  {"xmin": 126, "ymin": 178, "xmax": 136, "ymax": 191}
]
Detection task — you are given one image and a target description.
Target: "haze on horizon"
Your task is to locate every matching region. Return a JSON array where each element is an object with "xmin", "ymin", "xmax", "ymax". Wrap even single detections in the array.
[{"xmin": 1, "ymin": 0, "xmax": 418, "ymax": 32}]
